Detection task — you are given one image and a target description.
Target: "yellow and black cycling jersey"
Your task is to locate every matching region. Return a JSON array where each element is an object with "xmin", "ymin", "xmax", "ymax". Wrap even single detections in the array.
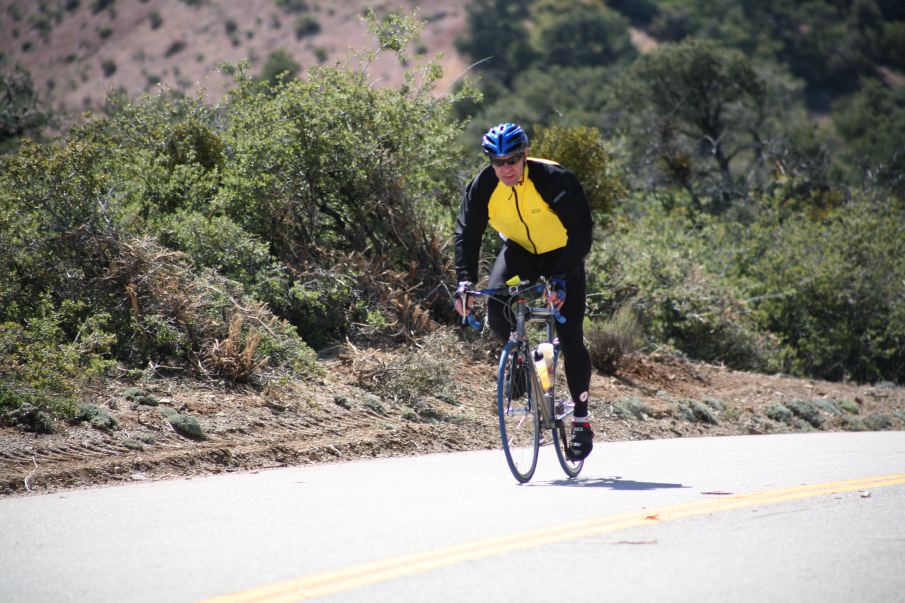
[{"xmin": 454, "ymin": 157, "xmax": 593, "ymax": 284}]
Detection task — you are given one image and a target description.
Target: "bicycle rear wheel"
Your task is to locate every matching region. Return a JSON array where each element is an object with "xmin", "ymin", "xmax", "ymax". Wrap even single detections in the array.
[
  {"xmin": 497, "ymin": 341, "xmax": 540, "ymax": 483},
  {"xmin": 551, "ymin": 398, "xmax": 583, "ymax": 478},
  {"xmin": 550, "ymin": 360, "xmax": 583, "ymax": 478}
]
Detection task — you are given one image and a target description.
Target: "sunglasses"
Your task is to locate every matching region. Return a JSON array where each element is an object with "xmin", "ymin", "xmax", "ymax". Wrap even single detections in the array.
[{"xmin": 490, "ymin": 153, "xmax": 524, "ymax": 167}]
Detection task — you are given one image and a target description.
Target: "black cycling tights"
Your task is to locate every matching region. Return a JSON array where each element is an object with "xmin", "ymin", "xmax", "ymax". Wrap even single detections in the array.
[{"xmin": 486, "ymin": 243, "xmax": 591, "ymax": 418}]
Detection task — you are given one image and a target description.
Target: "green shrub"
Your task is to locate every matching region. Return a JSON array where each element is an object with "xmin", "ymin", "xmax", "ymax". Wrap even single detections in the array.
[
  {"xmin": 165, "ymin": 40, "xmax": 186, "ymax": 58},
  {"xmin": 766, "ymin": 403, "xmax": 793, "ymax": 424},
  {"xmin": 257, "ymin": 49, "xmax": 300, "ymax": 84},
  {"xmin": 275, "ymin": 0, "xmax": 309, "ymax": 13},
  {"xmin": 294, "ymin": 15, "xmax": 320, "ymax": 39},
  {"xmin": 124, "ymin": 387, "xmax": 158, "ymax": 406},
  {"xmin": 333, "ymin": 395, "xmax": 353, "ymax": 410},
  {"xmin": 1, "ymin": 401, "xmax": 54, "ymax": 433},
  {"xmin": 863, "ymin": 414, "xmax": 893, "ymax": 431},
  {"xmin": 589, "ymin": 201, "xmax": 785, "ymax": 372},
  {"xmin": 812, "ymin": 399, "xmax": 843, "ymax": 416},
  {"xmin": 677, "ymin": 399, "xmax": 718, "ymax": 424},
  {"xmin": 843, "ymin": 416, "xmax": 866, "ymax": 431},
  {"xmin": 106, "ymin": 237, "xmax": 318, "ymax": 381},
  {"xmin": 531, "ymin": 124, "xmax": 626, "ymax": 219},
  {"xmin": 587, "ymin": 191, "xmax": 905, "ymax": 385},
  {"xmin": 362, "ymin": 331, "xmax": 459, "ymax": 422},
  {"xmin": 737, "ymin": 197, "xmax": 905, "ymax": 383},
  {"xmin": 0, "ymin": 300, "xmax": 115, "ymax": 422},
  {"xmin": 75, "ymin": 403, "xmax": 119, "ymax": 431},
  {"xmin": 586, "ymin": 303, "xmax": 643, "ymax": 374},
  {"xmin": 0, "ymin": 66, "xmax": 50, "ymax": 153},
  {"xmin": 702, "ymin": 397, "xmax": 726, "ymax": 411},
  {"xmin": 612, "ymin": 397, "xmax": 651, "ymax": 421},
  {"xmin": 91, "ymin": 0, "xmax": 114, "ymax": 15},
  {"xmin": 156, "ymin": 211, "xmax": 273, "ymax": 288},
  {"xmin": 163, "ymin": 410, "xmax": 203, "ymax": 438},
  {"xmin": 836, "ymin": 399, "xmax": 860, "ymax": 414},
  {"xmin": 785, "ymin": 399, "xmax": 823, "ymax": 428}
]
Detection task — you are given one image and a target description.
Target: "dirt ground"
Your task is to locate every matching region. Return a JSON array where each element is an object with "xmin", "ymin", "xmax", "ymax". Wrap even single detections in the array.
[{"xmin": 3, "ymin": 336, "xmax": 904, "ymax": 497}]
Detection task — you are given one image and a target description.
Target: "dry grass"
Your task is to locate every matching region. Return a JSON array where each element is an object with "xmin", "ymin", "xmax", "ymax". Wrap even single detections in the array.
[
  {"xmin": 587, "ymin": 303, "xmax": 645, "ymax": 375},
  {"xmin": 206, "ymin": 314, "xmax": 268, "ymax": 382}
]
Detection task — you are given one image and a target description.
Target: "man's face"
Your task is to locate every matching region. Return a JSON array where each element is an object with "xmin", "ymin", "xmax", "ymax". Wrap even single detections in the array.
[{"xmin": 490, "ymin": 152, "xmax": 526, "ymax": 186}]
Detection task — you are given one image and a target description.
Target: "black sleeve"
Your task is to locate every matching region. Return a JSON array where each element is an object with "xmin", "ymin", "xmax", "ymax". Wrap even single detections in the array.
[
  {"xmin": 453, "ymin": 167, "xmax": 495, "ymax": 283},
  {"xmin": 548, "ymin": 169, "xmax": 594, "ymax": 278}
]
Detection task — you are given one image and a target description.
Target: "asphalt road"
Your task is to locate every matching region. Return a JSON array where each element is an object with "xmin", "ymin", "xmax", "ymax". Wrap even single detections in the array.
[{"xmin": 1, "ymin": 431, "xmax": 904, "ymax": 603}]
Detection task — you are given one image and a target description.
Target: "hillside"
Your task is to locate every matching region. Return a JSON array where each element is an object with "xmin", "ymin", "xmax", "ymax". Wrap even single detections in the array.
[
  {"xmin": 2, "ymin": 336, "xmax": 904, "ymax": 496},
  {"xmin": 2, "ymin": 1, "xmax": 904, "ymax": 498},
  {"xmin": 0, "ymin": 0, "xmax": 470, "ymax": 116}
]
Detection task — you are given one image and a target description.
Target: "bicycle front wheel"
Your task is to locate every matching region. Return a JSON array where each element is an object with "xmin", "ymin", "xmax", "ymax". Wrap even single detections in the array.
[{"xmin": 497, "ymin": 341, "xmax": 540, "ymax": 483}]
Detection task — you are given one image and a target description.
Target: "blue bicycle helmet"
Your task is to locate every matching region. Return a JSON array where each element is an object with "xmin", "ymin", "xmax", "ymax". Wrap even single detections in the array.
[{"xmin": 482, "ymin": 122, "xmax": 529, "ymax": 158}]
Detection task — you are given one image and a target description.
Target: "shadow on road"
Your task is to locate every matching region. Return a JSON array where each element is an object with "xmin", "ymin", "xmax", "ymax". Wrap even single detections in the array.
[{"xmin": 539, "ymin": 477, "xmax": 688, "ymax": 490}]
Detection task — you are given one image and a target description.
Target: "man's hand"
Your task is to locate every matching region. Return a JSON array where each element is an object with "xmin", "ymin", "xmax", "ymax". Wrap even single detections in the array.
[
  {"xmin": 454, "ymin": 281, "xmax": 475, "ymax": 318},
  {"xmin": 546, "ymin": 276, "xmax": 566, "ymax": 311}
]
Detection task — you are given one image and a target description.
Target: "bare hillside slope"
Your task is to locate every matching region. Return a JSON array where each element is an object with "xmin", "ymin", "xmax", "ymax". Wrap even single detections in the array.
[{"xmin": 0, "ymin": 0, "xmax": 469, "ymax": 115}]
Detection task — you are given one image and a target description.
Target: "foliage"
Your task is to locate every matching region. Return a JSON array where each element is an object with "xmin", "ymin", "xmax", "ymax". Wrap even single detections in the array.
[
  {"xmin": 586, "ymin": 303, "xmax": 644, "ymax": 375},
  {"xmin": 614, "ymin": 39, "xmax": 783, "ymax": 212},
  {"xmin": 160, "ymin": 406, "xmax": 203, "ymax": 438},
  {"xmin": 589, "ymin": 199, "xmax": 786, "ymax": 373},
  {"xmin": 530, "ymin": 0, "xmax": 636, "ymax": 68},
  {"xmin": 0, "ymin": 10, "xmax": 475, "ymax": 426},
  {"xmin": 609, "ymin": 0, "xmax": 905, "ymax": 109},
  {"xmin": 676, "ymin": 399, "xmax": 718, "ymax": 424},
  {"xmin": 730, "ymin": 196, "xmax": 905, "ymax": 383},
  {"xmin": 0, "ymin": 138, "xmax": 117, "ymax": 320},
  {"xmin": 3, "ymin": 2, "xmax": 905, "ymax": 437},
  {"xmin": 455, "ymin": 0, "xmax": 535, "ymax": 89},
  {"xmin": 0, "ymin": 298, "xmax": 115, "ymax": 424},
  {"xmin": 611, "ymin": 397, "xmax": 652, "ymax": 420},
  {"xmin": 530, "ymin": 123, "xmax": 627, "ymax": 218},
  {"xmin": 294, "ymin": 15, "xmax": 320, "ymax": 39},
  {"xmin": 357, "ymin": 330, "xmax": 461, "ymax": 422},
  {"xmin": 257, "ymin": 49, "xmax": 301, "ymax": 85},
  {"xmin": 832, "ymin": 78, "xmax": 905, "ymax": 196},
  {"xmin": 75, "ymin": 403, "xmax": 119, "ymax": 431},
  {"xmin": 1, "ymin": 65, "xmax": 50, "ymax": 153},
  {"xmin": 587, "ymin": 192, "xmax": 905, "ymax": 384}
]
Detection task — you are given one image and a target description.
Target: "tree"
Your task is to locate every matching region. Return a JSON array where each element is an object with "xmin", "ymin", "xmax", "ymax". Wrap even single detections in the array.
[
  {"xmin": 616, "ymin": 39, "xmax": 785, "ymax": 212},
  {"xmin": 257, "ymin": 49, "xmax": 301, "ymax": 85},
  {"xmin": 530, "ymin": 0, "xmax": 636, "ymax": 68},
  {"xmin": 0, "ymin": 66, "xmax": 49, "ymax": 153},
  {"xmin": 833, "ymin": 78, "xmax": 905, "ymax": 196},
  {"xmin": 454, "ymin": 0, "xmax": 535, "ymax": 89},
  {"xmin": 531, "ymin": 123, "xmax": 626, "ymax": 218}
]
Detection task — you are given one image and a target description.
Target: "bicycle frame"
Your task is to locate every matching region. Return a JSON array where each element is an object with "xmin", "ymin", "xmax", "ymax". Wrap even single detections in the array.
[{"xmin": 508, "ymin": 288, "xmax": 559, "ymax": 430}]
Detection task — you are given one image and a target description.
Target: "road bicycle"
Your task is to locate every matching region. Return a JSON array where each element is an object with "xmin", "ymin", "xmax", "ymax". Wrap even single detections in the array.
[{"xmin": 459, "ymin": 276, "xmax": 583, "ymax": 483}]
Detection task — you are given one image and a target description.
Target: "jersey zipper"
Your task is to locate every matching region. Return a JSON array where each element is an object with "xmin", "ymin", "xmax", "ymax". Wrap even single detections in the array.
[{"xmin": 512, "ymin": 187, "xmax": 538, "ymax": 255}]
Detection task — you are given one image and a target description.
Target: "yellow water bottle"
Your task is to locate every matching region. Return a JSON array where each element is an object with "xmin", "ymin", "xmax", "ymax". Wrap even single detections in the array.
[
  {"xmin": 534, "ymin": 348, "xmax": 551, "ymax": 392},
  {"xmin": 538, "ymin": 342, "xmax": 554, "ymax": 373}
]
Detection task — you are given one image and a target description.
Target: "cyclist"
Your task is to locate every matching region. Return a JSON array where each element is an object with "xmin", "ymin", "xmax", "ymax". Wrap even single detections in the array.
[{"xmin": 453, "ymin": 122, "xmax": 595, "ymax": 461}]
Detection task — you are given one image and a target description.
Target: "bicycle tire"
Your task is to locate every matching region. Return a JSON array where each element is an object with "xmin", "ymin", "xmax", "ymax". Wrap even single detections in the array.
[
  {"xmin": 550, "ymin": 362, "xmax": 583, "ymax": 478},
  {"xmin": 552, "ymin": 415, "xmax": 583, "ymax": 477},
  {"xmin": 497, "ymin": 341, "xmax": 540, "ymax": 483}
]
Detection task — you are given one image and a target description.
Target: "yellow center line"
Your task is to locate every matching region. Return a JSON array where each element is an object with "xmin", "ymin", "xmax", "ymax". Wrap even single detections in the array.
[{"xmin": 200, "ymin": 473, "xmax": 905, "ymax": 603}]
